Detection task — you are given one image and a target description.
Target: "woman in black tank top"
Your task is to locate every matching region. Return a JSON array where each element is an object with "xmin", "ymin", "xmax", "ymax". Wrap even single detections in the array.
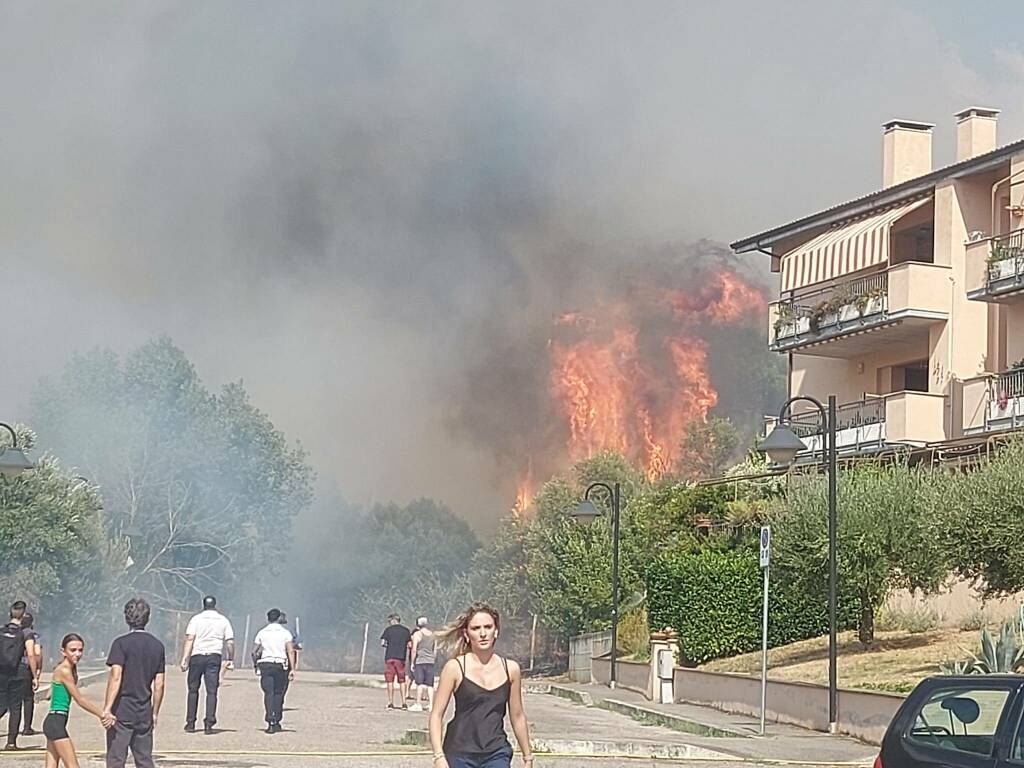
[{"xmin": 428, "ymin": 602, "xmax": 534, "ymax": 768}]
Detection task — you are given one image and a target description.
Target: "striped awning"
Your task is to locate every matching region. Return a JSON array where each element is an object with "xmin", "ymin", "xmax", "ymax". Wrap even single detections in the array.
[{"xmin": 780, "ymin": 197, "xmax": 931, "ymax": 292}]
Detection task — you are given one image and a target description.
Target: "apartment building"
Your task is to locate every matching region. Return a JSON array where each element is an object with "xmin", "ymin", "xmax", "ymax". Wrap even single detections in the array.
[{"xmin": 732, "ymin": 108, "xmax": 1024, "ymax": 456}]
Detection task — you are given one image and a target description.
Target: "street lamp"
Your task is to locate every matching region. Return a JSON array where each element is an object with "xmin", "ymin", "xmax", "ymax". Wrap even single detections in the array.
[
  {"xmin": 571, "ymin": 481, "xmax": 621, "ymax": 689},
  {"xmin": 0, "ymin": 422, "xmax": 35, "ymax": 478},
  {"xmin": 760, "ymin": 395, "xmax": 839, "ymax": 734}
]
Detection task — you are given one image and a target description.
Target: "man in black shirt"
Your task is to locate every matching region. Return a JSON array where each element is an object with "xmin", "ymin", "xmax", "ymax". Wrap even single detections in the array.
[
  {"xmin": 103, "ymin": 598, "xmax": 166, "ymax": 768},
  {"xmin": 380, "ymin": 614, "xmax": 411, "ymax": 710}
]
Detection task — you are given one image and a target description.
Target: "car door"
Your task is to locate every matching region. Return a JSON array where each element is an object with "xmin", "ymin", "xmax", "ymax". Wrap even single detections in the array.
[
  {"xmin": 896, "ymin": 680, "xmax": 1018, "ymax": 768},
  {"xmin": 994, "ymin": 681, "xmax": 1024, "ymax": 768}
]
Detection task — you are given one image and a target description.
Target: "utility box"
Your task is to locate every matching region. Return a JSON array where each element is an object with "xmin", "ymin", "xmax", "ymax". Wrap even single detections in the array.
[{"xmin": 657, "ymin": 648, "xmax": 675, "ymax": 679}]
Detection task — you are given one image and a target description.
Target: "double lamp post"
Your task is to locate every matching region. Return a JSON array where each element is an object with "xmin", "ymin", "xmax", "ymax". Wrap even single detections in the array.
[
  {"xmin": 0, "ymin": 422, "xmax": 35, "ymax": 477},
  {"xmin": 760, "ymin": 394, "xmax": 839, "ymax": 734}
]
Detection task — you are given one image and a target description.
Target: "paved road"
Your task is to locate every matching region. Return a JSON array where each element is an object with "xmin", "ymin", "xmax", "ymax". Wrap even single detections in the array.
[{"xmin": 0, "ymin": 670, "xmax": 870, "ymax": 767}]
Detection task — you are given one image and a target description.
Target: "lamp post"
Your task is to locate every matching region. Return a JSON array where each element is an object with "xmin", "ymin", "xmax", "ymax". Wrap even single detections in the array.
[
  {"xmin": 571, "ymin": 481, "xmax": 621, "ymax": 689},
  {"xmin": 0, "ymin": 422, "xmax": 35, "ymax": 478},
  {"xmin": 760, "ymin": 395, "xmax": 838, "ymax": 734}
]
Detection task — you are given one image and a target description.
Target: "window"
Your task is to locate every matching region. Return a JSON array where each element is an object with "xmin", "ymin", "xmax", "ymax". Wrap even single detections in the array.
[{"xmin": 908, "ymin": 687, "xmax": 1010, "ymax": 757}]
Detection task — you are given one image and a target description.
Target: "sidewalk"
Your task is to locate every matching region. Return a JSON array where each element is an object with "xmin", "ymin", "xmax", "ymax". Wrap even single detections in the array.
[{"xmin": 539, "ymin": 681, "xmax": 879, "ymax": 765}]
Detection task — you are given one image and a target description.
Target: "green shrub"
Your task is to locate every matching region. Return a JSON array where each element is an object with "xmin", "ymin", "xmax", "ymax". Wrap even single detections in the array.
[
  {"xmin": 957, "ymin": 608, "xmax": 989, "ymax": 632},
  {"xmin": 876, "ymin": 605, "xmax": 941, "ymax": 634},
  {"xmin": 646, "ymin": 548, "xmax": 856, "ymax": 665},
  {"xmin": 618, "ymin": 606, "xmax": 651, "ymax": 660}
]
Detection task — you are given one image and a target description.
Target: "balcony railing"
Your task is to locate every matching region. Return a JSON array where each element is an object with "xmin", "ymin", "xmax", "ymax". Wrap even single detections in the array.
[
  {"xmin": 771, "ymin": 272, "xmax": 889, "ymax": 349},
  {"xmin": 985, "ymin": 229, "xmax": 1024, "ymax": 292},
  {"xmin": 767, "ymin": 397, "xmax": 888, "ymax": 456},
  {"xmin": 985, "ymin": 367, "xmax": 1024, "ymax": 431},
  {"xmin": 967, "ymin": 229, "xmax": 1024, "ymax": 301}
]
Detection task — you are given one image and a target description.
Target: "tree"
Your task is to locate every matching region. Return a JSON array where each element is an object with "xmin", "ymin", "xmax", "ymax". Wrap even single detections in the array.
[
  {"xmin": 930, "ymin": 438, "xmax": 1024, "ymax": 596},
  {"xmin": 770, "ymin": 461, "xmax": 946, "ymax": 645},
  {"xmin": 0, "ymin": 426, "xmax": 115, "ymax": 636},
  {"xmin": 29, "ymin": 338, "xmax": 314, "ymax": 611},
  {"xmin": 296, "ymin": 496, "xmax": 481, "ymax": 624},
  {"xmin": 676, "ymin": 416, "xmax": 742, "ymax": 479}
]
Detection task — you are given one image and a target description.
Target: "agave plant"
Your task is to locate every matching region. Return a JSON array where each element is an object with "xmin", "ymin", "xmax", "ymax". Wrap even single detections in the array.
[
  {"xmin": 972, "ymin": 622, "xmax": 1024, "ymax": 673},
  {"xmin": 939, "ymin": 657, "xmax": 978, "ymax": 675},
  {"xmin": 939, "ymin": 621, "xmax": 1024, "ymax": 675}
]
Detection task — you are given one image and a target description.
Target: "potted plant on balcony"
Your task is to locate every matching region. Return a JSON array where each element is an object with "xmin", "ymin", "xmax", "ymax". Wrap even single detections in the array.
[
  {"xmin": 773, "ymin": 302, "xmax": 800, "ymax": 339},
  {"xmin": 988, "ymin": 243, "xmax": 1018, "ymax": 282}
]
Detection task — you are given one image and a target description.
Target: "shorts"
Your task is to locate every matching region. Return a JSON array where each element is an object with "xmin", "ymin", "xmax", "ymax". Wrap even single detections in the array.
[
  {"xmin": 413, "ymin": 663, "xmax": 435, "ymax": 686},
  {"xmin": 43, "ymin": 712, "xmax": 69, "ymax": 741},
  {"xmin": 446, "ymin": 745, "xmax": 513, "ymax": 768},
  {"xmin": 384, "ymin": 658, "xmax": 406, "ymax": 683}
]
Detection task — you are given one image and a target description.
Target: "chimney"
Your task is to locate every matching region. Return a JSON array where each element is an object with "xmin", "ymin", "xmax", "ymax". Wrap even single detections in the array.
[
  {"xmin": 883, "ymin": 119, "xmax": 934, "ymax": 188},
  {"xmin": 955, "ymin": 107, "xmax": 999, "ymax": 162}
]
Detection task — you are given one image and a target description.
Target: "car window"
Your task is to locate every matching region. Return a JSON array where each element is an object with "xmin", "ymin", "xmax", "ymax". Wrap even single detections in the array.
[
  {"xmin": 1009, "ymin": 698, "xmax": 1024, "ymax": 762},
  {"xmin": 907, "ymin": 687, "xmax": 1010, "ymax": 757}
]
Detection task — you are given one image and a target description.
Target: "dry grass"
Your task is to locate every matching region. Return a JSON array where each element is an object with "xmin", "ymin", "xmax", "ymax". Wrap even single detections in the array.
[{"xmin": 701, "ymin": 628, "xmax": 982, "ymax": 693}]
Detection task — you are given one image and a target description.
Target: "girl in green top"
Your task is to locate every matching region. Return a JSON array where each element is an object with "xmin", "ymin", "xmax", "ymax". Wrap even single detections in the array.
[{"xmin": 43, "ymin": 633, "xmax": 111, "ymax": 768}]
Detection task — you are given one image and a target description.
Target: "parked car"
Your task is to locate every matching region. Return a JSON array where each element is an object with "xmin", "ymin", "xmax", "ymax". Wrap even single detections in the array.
[{"xmin": 878, "ymin": 675, "xmax": 1024, "ymax": 767}]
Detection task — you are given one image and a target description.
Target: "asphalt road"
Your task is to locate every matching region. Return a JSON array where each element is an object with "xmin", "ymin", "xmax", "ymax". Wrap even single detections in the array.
[{"xmin": 0, "ymin": 669, "xmax": 863, "ymax": 767}]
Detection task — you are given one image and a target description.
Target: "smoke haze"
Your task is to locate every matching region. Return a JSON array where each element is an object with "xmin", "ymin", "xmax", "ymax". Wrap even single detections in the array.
[{"xmin": 4, "ymin": 2, "xmax": 1024, "ymax": 526}]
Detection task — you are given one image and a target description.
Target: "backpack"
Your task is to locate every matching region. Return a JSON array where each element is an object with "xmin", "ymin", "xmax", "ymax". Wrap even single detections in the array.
[{"xmin": 0, "ymin": 624, "xmax": 25, "ymax": 671}]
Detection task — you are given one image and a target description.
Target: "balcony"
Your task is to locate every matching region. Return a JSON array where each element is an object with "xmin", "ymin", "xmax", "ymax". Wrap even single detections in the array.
[
  {"xmin": 962, "ymin": 368, "xmax": 1024, "ymax": 434},
  {"xmin": 768, "ymin": 262, "xmax": 950, "ymax": 357},
  {"xmin": 966, "ymin": 229, "xmax": 1024, "ymax": 302},
  {"xmin": 767, "ymin": 391, "xmax": 948, "ymax": 458}
]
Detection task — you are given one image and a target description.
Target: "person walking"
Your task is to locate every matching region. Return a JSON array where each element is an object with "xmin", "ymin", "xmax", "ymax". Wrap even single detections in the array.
[
  {"xmin": 102, "ymin": 598, "xmax": 166, "ymax": 768},
  {"xmin": 409, "ymin": 617, "xmax": 436, "ymax": 713},
  {"xmin": 380, "ymin": 614, "xmax": 411, "ymax": 710},
  {"xmin": 252, "ymin": 609, "xmax": 296, "ymax": 734},
  {"xmin": 0, "ymin": 600, "xmax": 38, "ymax": 751},
  {"xmin": 428, "ymin": 602, "xmax": 534, "ymax": 768},
  {"xmin": 180, "ymin": 595, "xmax": 234, "ymax": 734},
  {"xmin": 18, "ymin": 611, "xmax": 41, "ymax": 737},
  {"xmin": 43, "ymin": 633, "xmax": 113, "ymax": 768}
]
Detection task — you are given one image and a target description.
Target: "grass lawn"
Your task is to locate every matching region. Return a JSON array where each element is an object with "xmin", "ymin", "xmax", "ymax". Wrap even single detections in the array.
[{"xmin": 700, "ymin": 628, "xmax": 983, "ymax": 693}]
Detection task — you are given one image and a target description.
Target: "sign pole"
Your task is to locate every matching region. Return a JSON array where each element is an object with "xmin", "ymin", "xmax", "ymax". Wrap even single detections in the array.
[{"xmin": 759, "ymin": 525, "xmax": 771, "ymax": 736}]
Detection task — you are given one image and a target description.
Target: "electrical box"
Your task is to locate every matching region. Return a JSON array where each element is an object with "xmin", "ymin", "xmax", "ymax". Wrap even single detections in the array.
[{"xmin": 657, "ymin": 648, "xmax": 675, "ymax": 679}]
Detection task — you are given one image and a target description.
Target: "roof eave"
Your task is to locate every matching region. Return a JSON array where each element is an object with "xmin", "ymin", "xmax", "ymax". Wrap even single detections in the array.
[{"xmin": 731, "ymin": 138, "xmax": 1024, "ymax": 254}]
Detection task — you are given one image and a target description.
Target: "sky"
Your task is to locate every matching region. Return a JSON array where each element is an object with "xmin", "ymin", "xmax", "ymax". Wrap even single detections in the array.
[{"xmin": 3, "ymin": 1, "xmax": 1023, "ymax": 527}]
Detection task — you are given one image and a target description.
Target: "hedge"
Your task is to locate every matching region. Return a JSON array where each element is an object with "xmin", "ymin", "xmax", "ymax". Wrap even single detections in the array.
[{"xmin": 646, "ymin": 548, "xmax": 856, "ymax": 665}]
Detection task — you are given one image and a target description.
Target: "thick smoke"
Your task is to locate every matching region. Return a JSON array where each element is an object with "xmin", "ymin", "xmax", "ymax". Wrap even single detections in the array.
[{"xmin": 3, "ymin": 2, "xmax": 1017, "ymax": 527}]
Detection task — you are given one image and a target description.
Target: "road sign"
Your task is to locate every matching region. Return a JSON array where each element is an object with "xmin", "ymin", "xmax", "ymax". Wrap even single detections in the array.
[{"xmin": 759, "ymin": 525, "xmax": 771, "ymax": 569}]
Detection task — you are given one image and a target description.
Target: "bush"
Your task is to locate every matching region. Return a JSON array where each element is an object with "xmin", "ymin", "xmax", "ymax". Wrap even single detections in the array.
[
  {"xmin": 875, "ymin": 605, "xmax": 941, "ymax": 634},
  {"xmin": 617, "ymin": 606, "xmax": 650, "ymax": 660},
  {"xmin": 646, "ymin": 548, "xmax": 856, "ymax": 665},
  {"xmin": 957, "ymin": 608, "xmax": 989, "ymax": 633}
]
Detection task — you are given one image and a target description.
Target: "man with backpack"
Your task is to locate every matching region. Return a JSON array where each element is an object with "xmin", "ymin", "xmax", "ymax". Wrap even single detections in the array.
[{"xmin": 0, "ymin": 601, "xmax": 38, "ymax": 751}]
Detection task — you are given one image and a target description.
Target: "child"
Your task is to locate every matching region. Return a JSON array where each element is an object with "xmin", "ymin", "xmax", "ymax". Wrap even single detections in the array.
[{"xmin": 43, "ymin": 633, "xmax": 112, "ymax": 768}]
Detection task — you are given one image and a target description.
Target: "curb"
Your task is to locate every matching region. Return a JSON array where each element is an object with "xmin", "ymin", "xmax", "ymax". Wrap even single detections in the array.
[
  {"xmin": 543, "ymin": 684, "xmax": 745, "ymax": 739},
  {"xmin": 400, "ymin": 728, "xmax": 734, "ymax": 761}
]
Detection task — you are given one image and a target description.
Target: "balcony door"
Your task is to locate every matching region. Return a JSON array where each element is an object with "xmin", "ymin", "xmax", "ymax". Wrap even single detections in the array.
[{"xmin": 877, "ymin": 360, "xmax": 929, "ymax": 394}]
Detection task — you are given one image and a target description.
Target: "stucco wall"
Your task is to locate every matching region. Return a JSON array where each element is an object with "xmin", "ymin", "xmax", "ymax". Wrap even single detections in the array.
[
  {"xmin": 670, "ymin": 667, "xmax": 903, "ymax": 744},
  {"xmin": 591, "ymin": 657, "xmax": 651, "ymax": 698}
]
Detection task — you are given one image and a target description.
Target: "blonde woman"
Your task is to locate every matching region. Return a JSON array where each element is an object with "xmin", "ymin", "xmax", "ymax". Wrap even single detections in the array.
[{"xmin": 428, "ymin": 603, "xmax": 533, "ymax": 768}]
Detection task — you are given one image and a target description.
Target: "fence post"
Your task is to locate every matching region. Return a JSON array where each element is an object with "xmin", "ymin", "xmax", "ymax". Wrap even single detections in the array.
[
  {"xmin": 529, "ymin": 614, "xmax": 538, "ymax": 671},
  {"xmin": 359, "ymin": 622, "xmax": 369, "ymax": 674},
  {"xmin": 242, "ymin": 614, "xmax": 251, "ymax": 667}
]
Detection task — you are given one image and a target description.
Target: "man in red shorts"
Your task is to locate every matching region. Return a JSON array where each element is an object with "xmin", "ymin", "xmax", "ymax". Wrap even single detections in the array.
[{"xmin": 380, "ymin": 614, "xmax": 411, "ymax": 710}]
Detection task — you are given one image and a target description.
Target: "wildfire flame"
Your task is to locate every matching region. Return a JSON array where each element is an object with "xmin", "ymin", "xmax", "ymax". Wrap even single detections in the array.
[{"xmin": 542, "ymin": 268, "xmax": 763, "ymax": 485}]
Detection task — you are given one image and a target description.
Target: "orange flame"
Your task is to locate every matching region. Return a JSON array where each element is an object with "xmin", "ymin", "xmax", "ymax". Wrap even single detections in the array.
[
  {"xmin": 512, "ymin": 460, "xmax": 534, "ymax": 517},
  {"xmin": 541, "ymin": 269, "xmax": 756, "ymax": 482}
]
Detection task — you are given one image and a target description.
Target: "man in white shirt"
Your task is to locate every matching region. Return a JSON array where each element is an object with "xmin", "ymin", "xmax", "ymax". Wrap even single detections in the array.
[
  {"xmin": 179, "ymin": 595, "xmax": 234, "ymax": 734},
  {"xmin": 252, "ymin": 609, "xmax": 296, "ymax": 734}
]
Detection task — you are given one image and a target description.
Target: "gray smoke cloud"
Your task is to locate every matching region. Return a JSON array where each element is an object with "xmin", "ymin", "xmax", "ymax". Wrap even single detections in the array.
[{"xmin": 3, "ymin": 2, "xmax": 1022, "ymax": 526}]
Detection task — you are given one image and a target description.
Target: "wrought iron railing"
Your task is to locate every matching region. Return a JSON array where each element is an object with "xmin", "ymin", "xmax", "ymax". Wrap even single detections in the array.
[
  {"xmin": 774, "ymin": 271, "xmax": 889, "ymax": 344},
  {"xmin": 786, "ymin": 397, "xmax": 886, "ymax": 441},
  {"xmin": 986, "ymin": 229, "xmax": 1024, "ymax": 287}
]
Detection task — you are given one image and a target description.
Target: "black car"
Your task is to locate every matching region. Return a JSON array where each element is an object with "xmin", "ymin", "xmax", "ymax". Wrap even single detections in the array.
[{"xmin": 878, "ymin": 675, "xmax": 1024, "ymax": 768}]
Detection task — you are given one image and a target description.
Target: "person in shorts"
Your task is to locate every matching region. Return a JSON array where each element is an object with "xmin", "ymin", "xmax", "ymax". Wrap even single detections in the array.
[
  {"xmin": 409, "ymin": 617, "xmax": 436, "ymax": 712},
  {"xmin": 380, "ymin": 614, "xmax": 411, "ymax": 710}
]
